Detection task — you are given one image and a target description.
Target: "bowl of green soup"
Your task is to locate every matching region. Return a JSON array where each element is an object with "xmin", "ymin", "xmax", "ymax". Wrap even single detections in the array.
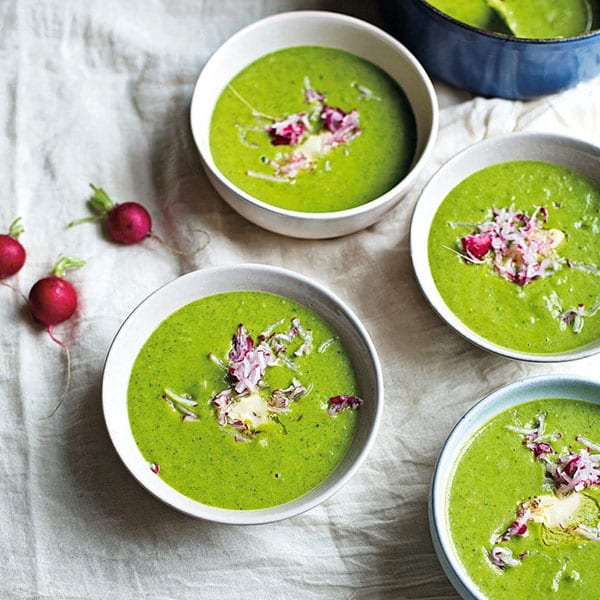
[
  {"xmin": 411, "ymin": 131, "xmax": 600, "ymax": 362},
  {"xmin": 380, "ymin": 0, "xmax": 600, "ymax": 99},
  {"xmin": 431, "ymin": 374, "xmax": 600, "ymax": 599},
  {"xmin": 190, "ymin": 11, "xmax": 438, "ymax": 239},
  {"xmin": 102, "ymin": 264, "xmax": 383, "ymax": 524}
]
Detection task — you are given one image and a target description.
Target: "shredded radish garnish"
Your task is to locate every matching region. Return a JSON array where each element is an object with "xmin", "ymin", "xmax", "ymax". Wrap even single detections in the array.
[
  {"xmin": 560, "ymin": 298, "xmax": 600, "ymax": 334},
  {"xmin": 457, "ymin": 205, "xmax": 563, "ymax": 286},
  {"xmin": 163, "ymin": 316, "xmax": 363, "ymax": 442},
  {"xmin": 235, "ymin": 124, "xmax": 262, "ymax": 149},
  {"xmin": 574, "ymin": 524, "xmax": 600, "ymax": 542},
  {"xmin": 490, "ymin": 546, "xmax": 524, "ymax": 569},
  {"xmin": 317, "ymin": 336, "xmax": 337, "ymax": 353},
  {"xmin": 544, "ymin": 291, "xmax": 600, "ymax": 334},
  {"xmin": 227, "ymin": 324, "xmax": 276, "ymax": 394},
  {"xmin": 321, "ymin": 107, "xmax": 361, "ymax": 146},
  {"xmin": 208, "ymin": 352, "xmax": 228, "ymax": 371},
  {"xmin": 327, "ymin": 395, "xmax": 363, "ymax": 416},
  {"xmin": 162, "ymin": 388, "xmax": 199, "ymax": 422},
  {"xmin": 304, "ymin": 76, "xmax": 326, "ymax": 105},
  {"xmin": 496, "ymin": 499, "xmax": 536, "ymax": 542},
  {"xmin": 208, "ymin": 318, "xmax": 323, "ymax": 441},
  {"xmin": 269, "ymin": 379, "xmax": 311, "ymax": 413},
  {"xmin": 268, "ymin": 151, "xmax": 314, "ymax": 181},
  {"xmin": 549, "ymin": 448, "xmax": 600, "ymax": 495},
  {"xmin": 506, "ymin": 412, "xmax": 561, "ymax": 458},
  {"xmin": 560, "ymin": 304, "xmax": 587, "ymax": 334},
  {"xmin": 352, "ymin": 82, "xmax": 381, "ymax": 101},
  {"xmin": 569, "ymin": 261, "xmax": 600, "ymax": 276},
  {"xmin": 232, "ymin": 78, "xmax": 363, "ymax": 183},
  {"xmin": 212, "ymin": 389, "xmax": 233, "ymax": 426},
  {"xmin": 576, "ymin": 435, "xmax": 600, "ymax": 453},
  {"xmin": 163, "ymin": 388, "xmax": 198, "ymax": 407},
  {"xmin": 508, "ymin": 414, "xmax": 600, "ymax": 494},
  {"xmin": 489, "ymin": 419, "xmax": 600, "ymax": 570},
  {"xmin": 245, "ymin": 170, "xmax": 290, "ymax": 184},
  {"xmin": 279, "ymin": 354, "xmax": 299, "ymax": 372},
  {"xmin": 150, "ymin": 462, "xmax": 160, "ymax": 474},
  {"xmin": 291, "ymin": 317, "xmax": 313, "ymax": 356},
  {"xmin": 268, "ymin": 113, "xmax": 310, "ymax": 146},
  {"xmin": 260, "ymin": 318, "xmax": 285, "ymax": 338},
  {"xmin": 551, "ymin": 564, "xmax": 567, "ymax": 592}
]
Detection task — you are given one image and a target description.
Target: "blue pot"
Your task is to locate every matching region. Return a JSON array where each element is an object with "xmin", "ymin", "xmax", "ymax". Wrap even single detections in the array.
[{"xmin": 379, "ymin": 0, "xmax": 600, "ymax": 99}]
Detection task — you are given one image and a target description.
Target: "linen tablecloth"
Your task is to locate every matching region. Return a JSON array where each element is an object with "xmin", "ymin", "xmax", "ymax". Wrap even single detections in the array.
[{"xmin": 2, "ymin": 1, "xmax": 599, "ymax": 598}]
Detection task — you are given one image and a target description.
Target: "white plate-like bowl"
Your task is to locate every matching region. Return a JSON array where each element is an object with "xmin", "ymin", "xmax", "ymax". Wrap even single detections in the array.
[
  {"xmin": 411, "ymin": 131, "xmax": 600, "ymax": 362},
  {"xmin": 430, "ymin": 374, "xmax": 600, "ymax": 599},
  {"xmin": 190, "ymin": 10, "xmax": 438, "ymax": 239},
  {"xmin": 102, "ymin": 264, "xmax": 383, "ymax": 524}
]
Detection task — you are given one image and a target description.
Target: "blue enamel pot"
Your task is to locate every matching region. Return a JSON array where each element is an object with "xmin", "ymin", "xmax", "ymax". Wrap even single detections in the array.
[{"xmin": 379, "ymin": 0, "xmax": 600, "ymax": 99}]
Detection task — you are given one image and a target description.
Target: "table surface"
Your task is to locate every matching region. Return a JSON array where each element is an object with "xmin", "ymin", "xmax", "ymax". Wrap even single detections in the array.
[{"xmin": 2, "ymin": 1, "xmax": 599, "ymax": 598}]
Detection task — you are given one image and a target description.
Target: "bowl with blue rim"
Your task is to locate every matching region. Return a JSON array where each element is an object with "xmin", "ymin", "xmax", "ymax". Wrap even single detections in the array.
[{"xmin": 380, "ymin": 0, "xmax": 600, "ymax": 99}]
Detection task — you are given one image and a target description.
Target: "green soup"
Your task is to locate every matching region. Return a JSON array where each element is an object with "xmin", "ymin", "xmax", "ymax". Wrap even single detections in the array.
[
  {"xmin": 127, "ymin": 291, "xmax": 362, "ymax": 510},
  {"xmin": 428, "ymin": 160, "xmax": 600, "ymax": 354},
  {"xmin": 427, "ymin": 0, "xmax": 598, "ymax": 38},
  {"xmin": 448, "ymin": 398, "xmax": 600, "ymax": 598},
  {"xmin": 209, "ymin": 46, "xmax": 416, "ymax": 213}
]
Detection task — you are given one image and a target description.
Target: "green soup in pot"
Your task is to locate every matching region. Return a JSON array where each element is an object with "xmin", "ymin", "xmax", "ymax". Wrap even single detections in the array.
[
  {"xmin": 426, "ymin": 0, "xmax": 599, "ymax": 38},
  {"xmin": 128, "ymin": 290, "xmax": 362, "ymax": 510},
  {"xmin": 209, "ymin": 46, "xmax": 417, "ymax": 213}
]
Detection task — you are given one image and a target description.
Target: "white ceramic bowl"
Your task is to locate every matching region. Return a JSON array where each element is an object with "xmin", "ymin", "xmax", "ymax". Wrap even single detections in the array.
[
  {"xmin": 411, "ymin": 131, "xmax": 600, "ymax": 362},
  {"xmin": 190, "ymin": 10, "xmax": 438, "ymax": 239},
  {"xmin": 430, "ymin": 374, "xmax": 600, "ymax": 599},
  {"xmin": 102, "ymin": 264, "xmax": 383, "ymax": 524}
]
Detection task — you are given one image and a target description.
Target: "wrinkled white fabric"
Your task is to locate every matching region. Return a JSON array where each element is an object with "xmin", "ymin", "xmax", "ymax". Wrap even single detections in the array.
[{"xmin": 1, "ymin": 1, "xmax": 599, "ymax": 598}]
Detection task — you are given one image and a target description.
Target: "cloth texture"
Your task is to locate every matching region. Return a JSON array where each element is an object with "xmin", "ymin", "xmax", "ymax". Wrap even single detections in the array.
[{"xmin": 1, "ymin": 1, "xmax": 599, "ymax": 598}]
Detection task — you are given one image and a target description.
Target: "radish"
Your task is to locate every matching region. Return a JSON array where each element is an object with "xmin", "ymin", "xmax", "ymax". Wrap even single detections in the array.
[
  {"xmin": 29, "ymin": 256, "xmax": 85, "ymax": 416},
  {"xmin": 0, "ymin": 217, "xmax": 26, "ymax": 278},
  {"xmin": 69, "ymin": 184, "xmax": 151, "ymax": 244},
  {"xmin": 29, "ymin": 256, "xmax": 84, "ymax": 329},
  {"xmin": 69, "ymin": 184, "xmax": 209, "ymax": 253}
]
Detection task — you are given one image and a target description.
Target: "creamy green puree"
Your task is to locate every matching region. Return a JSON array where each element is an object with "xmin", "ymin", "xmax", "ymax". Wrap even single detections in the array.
[
  {"xmin": 128, "ymin": 291, "xmax": 361, "ymax": 510},
  {"xmin": 449, "ymin": 398, "xmax": 600, "ymax": 598},
  {"xmin": 426, "ymin": 0, "xmax": 599, "ymax": 38},
  {"xmin": 428, "ymin": 160, "xmax": 600, "ymax": 354},
  {"xmin": 209, "ymin": 46, "xmax": 416, "ymax": 212}
]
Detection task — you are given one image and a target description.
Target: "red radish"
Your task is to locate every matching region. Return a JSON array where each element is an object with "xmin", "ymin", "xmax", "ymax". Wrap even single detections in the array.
[
  {"xmin": 461, "ymin": 232, "xmax": 493, "ymax": 261},
  {"xmin": 0, "ymin": 217, "xmax": 26, "ymax": 278},
  {"xmin": 107, "ymin": 201, "xmax": 152, "ymax": 244},
  {"xmin": 29, "ymin": 256, "xmax": 84, "ymax": 329},
  {"xmin": 69, "ymin": 184, "xmax": 151, "ymax": 244},
  {"xmin": 29, "ymin": 256, "xmax": 85, "ymax": 416},
  {"xmin": 68, "ymin": 184, "xmax": 209, "ymax": 254}
]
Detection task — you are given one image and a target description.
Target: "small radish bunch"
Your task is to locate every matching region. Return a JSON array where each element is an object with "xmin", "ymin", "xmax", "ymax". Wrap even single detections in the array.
[
  {"xmin": 0, "ymin": 217, "xmax": 26, "ymax": 279},
  {"xmin": 69, "ymin": 184, "xmax": 152, "ymax": 244},
  {"xmin": 29, "ymin": 256, "xmax": 85, "ymax": 415}
]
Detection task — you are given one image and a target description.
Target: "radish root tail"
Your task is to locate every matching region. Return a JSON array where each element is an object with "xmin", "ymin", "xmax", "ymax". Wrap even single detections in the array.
[
  {"xmin": 0, "ymin": 280, "xmax": 28, "ymax": 303},
  {"xmin": 42, "ymin": 325, "xmax": 72, "ymax": 419}
]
